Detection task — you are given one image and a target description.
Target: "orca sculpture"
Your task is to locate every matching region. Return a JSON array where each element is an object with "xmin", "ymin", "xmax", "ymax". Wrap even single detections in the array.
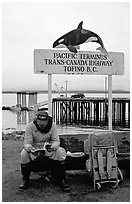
[{"xmin": 53, "ymin": 21, "xmax": 107, "ymax": 54}]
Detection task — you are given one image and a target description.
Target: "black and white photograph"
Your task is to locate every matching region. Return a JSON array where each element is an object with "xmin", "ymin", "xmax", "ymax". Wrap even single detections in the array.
[{"xmin": 2, "ymin": 1, "xmax": 130, "ymax": 202}]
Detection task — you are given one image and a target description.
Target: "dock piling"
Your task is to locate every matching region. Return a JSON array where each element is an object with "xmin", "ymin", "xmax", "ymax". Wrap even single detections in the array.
[{"xmin": 52, "ymin": 98, "xmax": 130, "ymax": 129}]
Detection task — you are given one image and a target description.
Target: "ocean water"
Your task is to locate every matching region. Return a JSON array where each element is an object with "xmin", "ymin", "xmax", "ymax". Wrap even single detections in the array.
[
  {"xmin": 2, "ymin": 92, "xmax": 130, "ymax": 132},
  {"xmin": 2, "ymin": 93, "xmax": 49, "ymax": 131}
]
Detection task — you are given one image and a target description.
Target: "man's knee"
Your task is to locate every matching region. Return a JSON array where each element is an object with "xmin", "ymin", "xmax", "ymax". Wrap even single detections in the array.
[
  {"xmin": 53, "ymin": 147, "xmax": 66, "ymax": 161},
  {"xmin": 20, "ymin": 149, "xmax": 31, "ymax": 164}
]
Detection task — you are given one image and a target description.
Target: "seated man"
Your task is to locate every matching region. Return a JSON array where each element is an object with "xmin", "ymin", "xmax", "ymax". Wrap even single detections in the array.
[{"xmin": 19, "ymin": 108, "xmax": 70, "ymax": 192}]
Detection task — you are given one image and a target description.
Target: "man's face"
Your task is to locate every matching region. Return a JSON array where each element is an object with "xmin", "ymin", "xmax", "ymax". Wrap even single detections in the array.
[{"xmin": 37, "ymin": 119, "xmax": 48, "ymax": 129}]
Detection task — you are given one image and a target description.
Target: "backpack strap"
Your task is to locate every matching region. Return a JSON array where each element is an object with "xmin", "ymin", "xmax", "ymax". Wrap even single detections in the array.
[
  {"xmin": 97, "ymin": 149, "xmax": 105, "ymax": 180},
  {"xmin": 107, "ymin": 149, "xmax": 113, "ymax": 180}
]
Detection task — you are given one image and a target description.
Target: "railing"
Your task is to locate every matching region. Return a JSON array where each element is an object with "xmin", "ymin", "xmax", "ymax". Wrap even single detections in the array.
[{"xmin": 52, "ymin": 98, "xmax": 130, "ymax": 129}]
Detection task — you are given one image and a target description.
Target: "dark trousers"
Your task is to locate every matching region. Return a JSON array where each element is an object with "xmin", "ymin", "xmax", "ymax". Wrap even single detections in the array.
[{"xmin": 21, "ymin": 156, "xmax": 66, "ymax": 182}]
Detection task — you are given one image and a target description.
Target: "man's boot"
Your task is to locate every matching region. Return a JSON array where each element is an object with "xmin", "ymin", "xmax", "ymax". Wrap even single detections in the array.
[
  {"xmin": 51, "ymin": 160, "xmax": 70, "ymax": 192},
  {"xmin": 19, "ymin": 162, "xmax": 31, "ymax": 190},
  {"xmin": 59, "ymin": 161, "xmax": 71, "ymax": 192}
]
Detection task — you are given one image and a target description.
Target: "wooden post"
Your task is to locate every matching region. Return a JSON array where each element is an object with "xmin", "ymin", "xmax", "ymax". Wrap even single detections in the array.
[
  {"xmin": 96, "ymin": 101, "xmax": 99, "ymax": 125},
  {"xmin": 48, "ymin": 74, "xmax": 52, "ymax": 116},
  {"xmin": 22, "ymin": 92, "xmax": 27, "ymax": 108},
  {"xmin": 65, "ymin": 80, "xmax": 68, "ymax": 98},
  {"xmin": 28, "ymin": 93, "xmax": 34, "ymax": 107},
  {"xmin": 17, "ymin": 92, "xmax": 21, "ymax": 107},
  {"xmin": 108, "ymin": 75, "xmax": 112, "ymax": 130},
  {"xmin": 105, "ymin": 76, "xmax": 107, "ymax": 99},
  {"xmin": 122, "ymin": 101, "xmax": 126, "ymax": 127},
  {"xmin": 34, "ymin": 92, "xmax": 37, "ymax": 104}
]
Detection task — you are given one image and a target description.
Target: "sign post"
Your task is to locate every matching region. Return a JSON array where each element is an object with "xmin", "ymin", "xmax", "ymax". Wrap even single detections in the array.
[
  {"xmin": 34, "ymin": 49, "xmax": 124, "ymax": 130},
  {"xmin": 105, "ymin": 76, "xmax": 107, "ymax": 99},
  {"xmin": 48, "ymin": 74, "xmax": 52, "ymax": 116},
  {"xmin": 108, "ymin": 75, "xmax": 112, "ymax": 131}
]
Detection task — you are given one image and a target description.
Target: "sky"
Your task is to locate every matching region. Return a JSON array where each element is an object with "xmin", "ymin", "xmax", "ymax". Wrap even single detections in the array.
[{"xmin": 2, "ymin": 1, "xmax": 130, "ymax": 92}]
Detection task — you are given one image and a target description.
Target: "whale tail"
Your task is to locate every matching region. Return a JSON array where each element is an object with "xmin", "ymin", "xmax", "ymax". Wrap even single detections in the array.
[{"xmin": 96, "ymin": 47, "xmax": 108, "ymax": 55}]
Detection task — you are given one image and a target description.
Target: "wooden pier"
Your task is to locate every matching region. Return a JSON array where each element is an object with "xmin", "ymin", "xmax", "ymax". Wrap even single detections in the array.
[
  {"xmin": 2, "ymin": 91, "xmax": 130, "ymax": 129},
  {"xmin": 52, "ymin": 97, "xmax": 130, "ymax": 129},
  {"xmin": 16, "ymin": 92, "xmax": 38, "ymax": 108}
]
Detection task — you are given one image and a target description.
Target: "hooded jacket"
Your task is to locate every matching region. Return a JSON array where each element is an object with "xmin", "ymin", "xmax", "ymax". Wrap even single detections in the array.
[{"xmin": 24, "ymin": 118, "xmax": 60, "ymax": 152}]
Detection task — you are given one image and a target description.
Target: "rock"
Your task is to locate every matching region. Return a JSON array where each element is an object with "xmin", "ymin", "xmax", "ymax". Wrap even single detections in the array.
[
  {"xmin": 2, "ymin": 130, "xmax": 25, "ymax": 141},
  {"xmin": 15, "ymin": 135, "xmax": 21, "ymax": 139}
]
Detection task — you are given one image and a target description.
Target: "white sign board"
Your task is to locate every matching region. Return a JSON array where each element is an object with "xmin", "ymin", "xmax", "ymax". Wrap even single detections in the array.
[{"xmin": 34, "ymin": 49, "xmax": 124, "ymax": 75}]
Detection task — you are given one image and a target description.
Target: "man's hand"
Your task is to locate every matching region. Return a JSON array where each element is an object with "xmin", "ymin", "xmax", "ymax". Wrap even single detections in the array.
[
  {"xmin": 45, "ymin": 144, "xmax": 54, "ymax": 152},
  {"xmin": 30, "ymin": 147, "xmax": 37, "ymax": 155}
]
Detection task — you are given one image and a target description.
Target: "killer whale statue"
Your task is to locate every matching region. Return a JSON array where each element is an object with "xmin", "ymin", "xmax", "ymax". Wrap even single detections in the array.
[{"xmin": 53, "ymin": 21, "xmax": 107, "ymax": 54}]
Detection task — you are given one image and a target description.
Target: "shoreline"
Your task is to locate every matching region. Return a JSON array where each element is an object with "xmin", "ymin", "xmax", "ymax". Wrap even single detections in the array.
[{"xmin": 2, "ymin": 89, "xmax": 130, "ymax": 94}]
